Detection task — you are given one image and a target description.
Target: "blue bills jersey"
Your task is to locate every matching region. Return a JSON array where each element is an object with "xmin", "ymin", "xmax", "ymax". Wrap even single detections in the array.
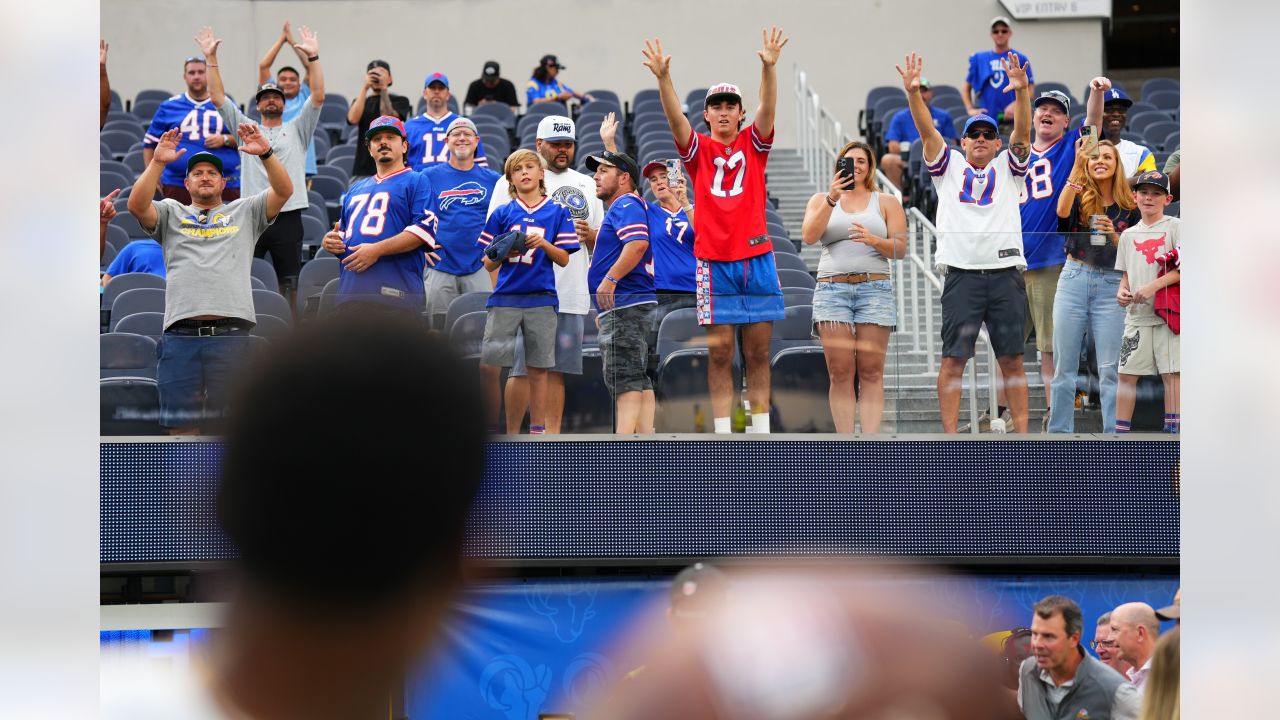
[
  {"xmin": 478, "ymin": 195, "xmax": 578, "ymax": 309},
  {"xmin": 336, "ymin": 167, "xmax": 439, "ymax": 309},
  {"xmin": 405, "ymin": 112, "xmax": 488, "ymax": 171},
  {"xmin": 1019, "ymin": 127, "xmax": 1082, "ymax": 269},
  {"xmin": 422, "ymin": 162, "xmax": 501, "ymax": 276},
  {"xmin": 590, "ymin": 193, "xmax": 656, "ymax": 313},
  {"xmin": 143, "ymin": 93, "xmax": 241, "ymax": 187},
  {"xmin": 646, "ymin": 202, "xmax": 696, "ymax": 293}
]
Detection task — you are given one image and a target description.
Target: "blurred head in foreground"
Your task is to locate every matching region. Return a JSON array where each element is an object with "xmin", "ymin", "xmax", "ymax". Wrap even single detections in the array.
[
  {"xmin": 215, "ymin": 312, "xmax": 487, "ymax": 718},
  {"xmin": 593, "ymin": 568, "xmax": 1022, "ymax": 720},
  {"xmin": 1138, "ymin": 625, "xmax": 1179, "ymax": 720}
]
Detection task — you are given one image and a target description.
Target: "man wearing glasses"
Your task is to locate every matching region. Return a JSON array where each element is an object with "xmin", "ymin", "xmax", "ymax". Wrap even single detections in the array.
[
  {"xmin": 421, "ymin": 117, "xmax": 501, "ymax": 326},
  {"xmin": 1091, "ymin": 611, "xmax": 1134, "ymax": 677},
  {"xmin": 897, "ymin": 50, "xmax": 1033, "ymax": 433},
  {"xmin": 963, "ymin": 16, "xmax": 1034, "ymax": 123}
]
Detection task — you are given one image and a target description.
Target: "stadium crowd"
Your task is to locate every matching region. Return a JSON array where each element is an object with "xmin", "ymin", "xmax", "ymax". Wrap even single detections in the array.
[{"xmin": 98, "ymin": 16, "xmax": 1180, "ymax": 438}]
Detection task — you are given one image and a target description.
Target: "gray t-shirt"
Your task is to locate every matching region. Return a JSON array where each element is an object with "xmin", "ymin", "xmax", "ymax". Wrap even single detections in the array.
[
  {"xmin": 816, "ymin": 191, "xmax": 892, "ymax": 277},
  {"xmin": 217, "ymin": 97, "xmax": 319, "ymax": 212},
  {"xmin": 147, "ymin": 192, "xmax": 272, "ymax": 328},
  {"xmin": 1115, "ymin": 215, "xmax": 1180, "ymax": 327}
]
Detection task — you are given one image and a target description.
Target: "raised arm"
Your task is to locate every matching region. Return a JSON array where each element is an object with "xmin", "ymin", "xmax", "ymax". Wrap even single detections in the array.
[
  {"xmin": 1003, "ymin": 52, "xmax": 1032, "ymax": 162},
  {"xmin": 599, "ymin": 111, "xmax": 619, "ymax": 153},
  {"xmin": 896, "ymin": 53, "xmax": 945, "ymax": 163},
  {"xmin": 257, "ymin": 22, "xmax": 290, "ymax": 85},
  {"xmin": 99, "ymin": 40, "xmax": 110, "ymax": 129},
  {"xmin": 292, "ymin": 25, "xmax": 324, "ymax": 105},
  {"xmin": 641, "ymin": 38, "xmax": 692, "ymax": 147},
  {"xmin": 129, "ymin": 128, "xmax": 186, "ymax": 231},
  {"xmin": 100, "ymin": 188, "xmax": 120, "ymax": 258},
  {"xmin": 195, "ymin": 26, "xmax": 226, "ymax": 107},
  {"xmin": 1084, "ymin": 76, "xmax": 1109, "ymax": 129},
  {"xmin": 754, "ymin": 26, "xmax": 789, "ymax": 138},
  {"xmin": 347, "ymin": 70, "xmax": 377, "ymax": 125},
  {"xmin": 237, "ymin": 123, "xmax": 293, "ymax": 219}
]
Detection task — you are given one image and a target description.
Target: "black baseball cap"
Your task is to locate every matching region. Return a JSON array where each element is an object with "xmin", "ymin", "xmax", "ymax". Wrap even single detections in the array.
[
  {"xmin": 1133, "ymin": 170, "xmax": 1171, "ymax": 194},
  {"xmin": 483, "ymin": 60, "xmax": 500, "ymax": 78},
  {"xmin": 540, "ymin": 54, "xmax": 564, "ymax": 70},
  {"xmin": 367, "ymin": 59, "xmax": 391, "ymax": 72},
  {"xmin": 254, "ymin": 81, "xmax": 285, "ymax": 102},
  {"xmin": 186, "ymin": 151, "xmax": 224, "ymax": 175},
  {"xmin": 585, "ymin": 151, "xmax": 640, "ymax": 188}
]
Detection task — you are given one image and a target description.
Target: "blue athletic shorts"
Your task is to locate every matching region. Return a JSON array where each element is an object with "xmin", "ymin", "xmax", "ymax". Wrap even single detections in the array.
[{"xmin": 695, "ymin": 253, "xmax": 785, "ymax": 326}]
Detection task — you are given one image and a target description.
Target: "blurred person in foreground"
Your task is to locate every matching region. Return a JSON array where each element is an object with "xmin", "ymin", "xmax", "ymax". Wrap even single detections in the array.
[
  {"xmin": 1020, "ymin": 595, "xmax": 1140, "ymax": 719},
  {"xmin": 1137, "ymin": 626, "xmax": 1178, "ymax": 720},
  {"xmin": 101, "ymin": 312, "xmax": 488, "ymax": 719},
  {"xmin": 585, "ymin": 568, "xmax": 1022, "ymax": 720}
]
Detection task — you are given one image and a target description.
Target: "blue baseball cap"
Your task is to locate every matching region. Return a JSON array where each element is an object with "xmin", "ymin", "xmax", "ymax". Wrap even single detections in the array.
[
  {"xmin": 1102, "ymin": 87, "xmax": 1133, "ymax": 108},
  {"xmin": 424, "ymin": 72, "xmax": 449, "ymax": 89},
  {"xmin": 365, "ymin": 115, "xmax": 407, "ymax": 141},
  {"xmin": 962, "ymin": 114, "xmax": 999, "ymax": 135}
]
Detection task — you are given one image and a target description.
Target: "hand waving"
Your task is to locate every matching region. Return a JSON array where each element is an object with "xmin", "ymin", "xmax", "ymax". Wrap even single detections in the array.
[
  {"xmin": 757, "ymin": 26, "xmax": 789, "ymax": 67},
  {"xmin": 1002, "ymin": 52, "xmax": 1030, "ymax": 93},
  {"xmin": 100, "ymin": 39, "xmax": 108, "ymax": 66},
  {"xmin": 237, "ymin": 123, "xmax": 271, "ymax": 156},
  {"xmin": 153, "ymin": 128, "xmax": 187, "ymax": 166},
  {"xmin": 194, "ymin": 26, "xmax": 222, "ymax": 57},
  {"xmin": 896, "ymin": 53, "xmax": 924, "ymax": 93},
  {"xmin": 641, "ymin": 38, "xmax": 671, "ymax": 79},
  {"xmin": 599, "ymin": 111, "xmax": 619, "ymax": 147},
  {"xmin": 292, "ymin": 25, "xmax": 318, "ymax": 57}
]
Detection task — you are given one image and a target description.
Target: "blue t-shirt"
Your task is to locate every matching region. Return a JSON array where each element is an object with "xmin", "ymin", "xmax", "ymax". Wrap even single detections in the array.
[
  {"xmin": 646, "ymin": 202, "xmax": 696, "ymax": 293},
  {"xmin": 143, "ymin": 93, "xmax": 241, "ymax": 187},
  {"xmin": 336, "ymin": 167, "xmax": 440, "ymax": 308},
  {"xmin": 405, "ymin": 112, "xmax": 489, "ymax": 172},
  {"xmin": 105, "ymin": 239, "xmax": 166, "ymax": 278},
  {"xmin": 525, "ymin": 77, "xmax": 574, "ymax": 106},
  {"xmin": 282, "ymin": 83, "xmax": 317, "ymax": 175},
  {"xmin": 422, "ymin": 162, "xmax": 501, "ymax": 276},
  {"xmin": 589, "ymin": 193, "xmax": 656, "ymax": 314},
  {"xmin": 478, "ymin": 196, "xmax": 578, "ymax": 309},
  {"xmin": 965, "ymin": 49, "xmax": 1033, "ymax": 118},
  {"xmin": 885, "ymin": 105, "xmax": 958, "ymax": 144},
  {"xmin": 1019, "ymin": 127, "xmax": 1082, "ymax": 269}
]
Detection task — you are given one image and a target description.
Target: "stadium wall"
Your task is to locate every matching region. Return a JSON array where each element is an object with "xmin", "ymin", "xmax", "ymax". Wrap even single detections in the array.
[{"xmin": 101, "ymin": 0, "xmax": 1104, "ymax": 147}]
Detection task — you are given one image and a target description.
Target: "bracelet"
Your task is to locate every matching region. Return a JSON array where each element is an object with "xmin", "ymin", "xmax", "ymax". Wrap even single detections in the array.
[
  {"xmin": 307, "ymin": 54, "xmax": 319, "ymax": 62},
  {"xmin": 825, "ymin": 195, "xmax": 838, "ymax": 207},
  {"xmin": 206, "ymin": 63, "xmax": 218, "ymax": 68},
  {"xmin": 1065, "ymin": 181, "xmax": 1083, "ymax": 192},
  {"xmin": 605, "ymin": 275, "xmax": 619, "ymax": 285},
  {"xmin": 259, "ymin": 147, "xmax": 273, "ymax": 160}
]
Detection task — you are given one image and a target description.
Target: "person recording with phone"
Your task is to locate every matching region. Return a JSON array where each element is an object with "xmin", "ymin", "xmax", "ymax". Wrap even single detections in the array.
[
  {"xmin": 1046, "ymin": 137, "xmax": 1139, "ymax": 434},
  {"xmin": 801, "ymin": 141, "xmax": 906, "ymax": 434},
  {"xmin": 346, "ymin": 60, "xmax": 412, "ymax": 185}
]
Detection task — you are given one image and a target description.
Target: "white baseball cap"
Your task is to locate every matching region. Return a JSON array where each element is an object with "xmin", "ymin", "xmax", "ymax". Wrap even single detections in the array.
[
  {"xmin": 704, "ymin": 83, "xmax": 743, "ymax": 107},
  {"xmin": 536, "ymin": 115, "xmax": 576, "ymax": 142}
]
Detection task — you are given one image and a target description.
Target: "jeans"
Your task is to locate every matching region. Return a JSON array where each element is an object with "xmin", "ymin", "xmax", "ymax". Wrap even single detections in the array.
[{"xmin": 1047, "ymin": 260, "xmax": 1126, "ymax": 433}]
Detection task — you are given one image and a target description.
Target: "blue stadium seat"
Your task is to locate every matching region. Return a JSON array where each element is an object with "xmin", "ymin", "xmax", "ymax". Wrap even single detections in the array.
[
  {"xmin": 525, "ymin": 101, "xmax": 568, "ymax": 119},
  {"xmin": 132, "ymin": 89, "xmax": 173, "ymax": 108},
  {"xmin": 101, "ymin": 120, "xmax": 144, "ymax": 140},
  {"xmin": 100, "ymin": 130, "xmax": 139, "ymax": 160},
  {"xmin": 772, "ymin": 237, "xmax": 798, "ymax": 256},
  {"xmin": 250, "ymin": 276, "xmax": 266, "ymax": 290},
  {"xmin": 560, "ymin": 350, "xmax": 613, "ymax": 433},
  {"xmin": 301, "ymin": 213, "xmax": 331, "ymax": 256},
  {"xmin": 319, "ymin": 103, "xmax": 349, "ymax": 132},
  {"xmin": 318, "ymin": 277, "xmax": 340, "ymax": 315},
  {"xmin": 1144, "ymin": 90, "xmax": 1179, "ymax": 111},
  {"xmin": 110, "ymin": 287, "xmax": 166, "ymax": 332},
  {"xmin": 252, "ymin": 289, "xmax": 293, "ymax": 323},
  {"xmin": 778, "ymin": 268, "xmax": 816, "ymax": 290},
  {"xmin": 770, "ymin": 304, "xmax": 814, "ymax": 356},
  {"xmin": 250, "ymin": 313, "xmax": 291, "ymax": 338},
  {"xmin": 108, "ymin": 89, "xmax": 123, "ymax": 112},
  {"xmin": 931, "ymin": 83, "xmax": 963, "ymax": 101},
  {"xmin": 1164, "ymin": 201, "xmax": 1179, "ymax": 218},
  {"xmin": 105, "ymin": 224, "xmax": 130, "ymax": 255},
  {"xmin": 1141, "ymin": 121, "xmax": 1180, "ymax": 151},
  {"xmin": 654, "ymin": 348, "xmax": 742, "ymax": 432},
  {"xmin": 449, "ymin": 310, "xmax": 487, "ymax": 359},
  {"xmin": 296, "ymin": 257, "xmax": 340, "ymax": 314},
  {"xmin": 100, "ymin": 170, "xmax": 131, "ymax": 196},
  {"xmin": 1141, "ymin": 78, "xmax": 1179, "ymax": 100},
  {"xmin": 322, "ymin": 93, "xmax": 349, "ymax": 109},
  {"xmin": 131, "ymin": 99, "xmax": 164, "ymax": 123},
  {"xmin": 1127, "ymin": 111, "xmax": 1171, "ymax": 137},
  {"xmin": 251, "ymin": 257, "xmax": 280, "ymax": 293},
  {"xmin": 775, "ymin": 252, "xmax": 809, "ymax": 273},
  {"xmin": 655, "ymin": 307, "xmax": 705, "ymax": 360},
  {"xmin": 783, "ymin": 287, "xmax": 814, "ymax": 307},
  {"xmin": 632, "ymin": 88, "xmax": 661, "ymax": 108},
  {"xmin": 444, "ymin": 291, "xmax": 492, "ymax": 335},
  {"xmin": 100, "ymin": 333, "xmax": 159, "ymax": 380},
  {"xmin": 311, "ymin": 130, "xmax": 331, "ymax": 162},
  {"xmin": 584, "ymin": 89, "xmax": 621, "ymax": 106},
  {"xmin": 472, "ymin": 102, "xmax": 517, "ymax": 130},
  {"xmin": 1161, "ymin": 132, "xmax": 1179, "ymax": 153},
  {"xmin": 114, "ymin": 311, "xmax": 166, "ymax": 342},
  {"xmin": 325, "ymin": 144, "xmax": 357, "ymax": 165},
  {"xmin": 100, "ymin": 240, "xmax": 117, "ymax": 270},
  {"xmin": 309, "ymin": 174, "xmax": 347, "ymax": 219},
  {"xmin": 685, "ymin": 87, "xmax": 710, "ymax": 109},
  {"xmin": 101, "ymin": 141, "xmax": 113, "ymax": 160},
  {"xmin": 769, "ymin": 346, "xmax": 835, "ymax": 433},
  {"xmin": 100, "ymin": 377, "xmax": 165, "ymax": 435},
  {"xmin": 102, "ymin": 273, "xmax": 165, "ymax": 331},
  {"xmin": 314, "ymin": 163, "xmax": 349, "ymax": 187}
]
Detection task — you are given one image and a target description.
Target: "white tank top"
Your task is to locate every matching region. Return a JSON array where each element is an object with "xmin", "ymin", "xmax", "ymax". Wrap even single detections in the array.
[{"xmin": 817, "ymin": 191, "xmax": 891, "ymax": 277}]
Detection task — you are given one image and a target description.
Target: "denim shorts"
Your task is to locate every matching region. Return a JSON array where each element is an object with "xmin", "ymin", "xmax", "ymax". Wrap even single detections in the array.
[
  {"xmin": 156, "ymin": 331, "xmax": 252, "ymax": 429},
  {"xmin": 811, "ymin": 279, "xmax": 897, "ymax": 333}
]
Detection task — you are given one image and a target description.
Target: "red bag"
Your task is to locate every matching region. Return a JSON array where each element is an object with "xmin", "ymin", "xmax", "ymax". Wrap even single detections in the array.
[{"xmin": 1154, "ymin": 248, "xmax": 1180, "ymax": 334}]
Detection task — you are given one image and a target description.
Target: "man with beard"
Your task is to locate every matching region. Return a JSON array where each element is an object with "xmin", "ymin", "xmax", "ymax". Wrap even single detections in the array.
[
  {"xmin": 256, "ymin": 20, "xmax": 320, "ymax": 179},
  {"xmin": 406, "ymin": 72, "xmax": 489, "ymax": 171},
  {"xmin": 488, "ymin": 115, "xmax": 601, "ymax": 434},
  {"xmin": 347, "ymin": 60, "xmax": 413, "ymax": 184},
  {"xmin": 142, "ymin": 52, "xmax": 241, "ymax": 204},
  {"xmin": 202, "ymin": 25, "xmax": 324, "ymax": 295}
]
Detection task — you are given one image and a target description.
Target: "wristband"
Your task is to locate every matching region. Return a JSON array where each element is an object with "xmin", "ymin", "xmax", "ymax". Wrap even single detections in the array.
[
  {"xmin": 1065, "ymin": 181, "xmax": 1083, "ymax": 192},
  {"xmin": 307, "ymin": 54, "xmax": 319, "ymax": 62},
  {"xmin": 259, "ymin": 147, "xmax": 273, "ymax": 161},
  {"xmin": 825, "ymin": 195, "xmax": 838, "ymax": 207},
  {"xmin": 605, "ymin": 275, "xmax": 619, "ymax": 285}
]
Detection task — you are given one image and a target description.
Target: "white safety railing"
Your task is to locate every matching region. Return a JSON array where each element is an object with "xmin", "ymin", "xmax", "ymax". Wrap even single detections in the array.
[{"xmin": 795, "ymin": 61, "xmax": 1000, "ymax": 433}]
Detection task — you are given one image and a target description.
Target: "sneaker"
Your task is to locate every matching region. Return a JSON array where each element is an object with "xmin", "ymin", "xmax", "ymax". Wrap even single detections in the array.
[
  {"xmin": 957, "ymin": 411, "xmax": 991, "ymax": 434},
  {"xmin": 1040, "ymin": 412, "xmax": 1051, "ymax": 433}
]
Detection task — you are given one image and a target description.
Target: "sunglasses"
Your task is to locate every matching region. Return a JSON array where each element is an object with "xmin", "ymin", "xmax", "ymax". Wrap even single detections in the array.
[
  {"xmin": 965, "ymin": 129, "xmax": 998, "ymax": 140},
  {"xmin": 992, "ymin": 28, "xmax": 1010, "ymax": 34}
]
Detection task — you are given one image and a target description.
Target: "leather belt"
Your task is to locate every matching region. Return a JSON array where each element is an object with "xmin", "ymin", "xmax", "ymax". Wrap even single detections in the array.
[
  {"xmin": 166, "ymin": 318, "xmax": 251, "ymax": 336},
  {"xmin": 818, "ymin": 272, "xmax": 891, "ymax": 285}
]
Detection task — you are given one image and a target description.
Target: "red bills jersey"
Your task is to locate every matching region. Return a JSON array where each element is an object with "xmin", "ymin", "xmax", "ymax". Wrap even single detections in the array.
[{"xmin": 677, "ymin": 123, "xmax": 774, "ymax": 262}]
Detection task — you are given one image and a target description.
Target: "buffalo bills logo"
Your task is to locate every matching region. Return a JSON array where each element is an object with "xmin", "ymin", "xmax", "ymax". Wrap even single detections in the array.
[
  {"xmin": 551, "ymin": 185, "xmax": 590, "ymax": 220},
  {"xmin": 438, "ymin": 181, "xmax": 487, "ymax": 211}
]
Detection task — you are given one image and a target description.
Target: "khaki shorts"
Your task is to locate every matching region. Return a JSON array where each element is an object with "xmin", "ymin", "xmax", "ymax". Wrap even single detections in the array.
[
  {"xmin": 1023, "ymin": 264, "xmax": 1062, "ymax": 353},
  {"xmin": 1118, "ymin": 321, "xmax": 1179, "ymax": 375},
  {"xmin": 480, "ymin": 305, "xmax": 557, "ymax": 368}
]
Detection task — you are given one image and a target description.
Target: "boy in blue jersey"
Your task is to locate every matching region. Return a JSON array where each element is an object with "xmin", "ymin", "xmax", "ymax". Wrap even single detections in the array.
[
  {"xmin": 143, "ymin": 55, "xmax": 240, "ymax": 204},
  {"xmin": 586, "ymin": 151, "xmax": 657, "ymax": 433},
  {"xmin": 422, "ymin": 117, "xmax": 501, "ymax": 326},
  {"xmin": 477, "ymin": 149, "xmax": 579, "ymax": 434},
  {"xmin": 405, "ymin": 73, "xmax": 489, "ymax": 171},
  {"xmin": 321, "ymin": 116, "xmax": 441, "ymax": 313},
  {"xmin": 963, "ymin": 17, "xmax": 1034, "ymax": 124}
]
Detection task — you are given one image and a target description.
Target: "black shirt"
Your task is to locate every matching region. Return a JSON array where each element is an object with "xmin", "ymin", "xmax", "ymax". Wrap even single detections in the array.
[
  {"xmin": 464, "ymin": 78, "xmax": 520, "ymax": 109},
  {"xmin": 350, "ymin": 92, "xmax": 412, "ymax": 177},
  {"xmin": 1058, "ymin": 197, "xmax": 1141, "ymax": 269}
]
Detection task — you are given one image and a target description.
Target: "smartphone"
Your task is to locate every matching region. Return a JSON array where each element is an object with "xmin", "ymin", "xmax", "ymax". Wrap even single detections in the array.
[
  {"xmin": 664, "ymin": 158, "xmax": 684, "ymax": 186},
  {"xmin": 1079, "ymin": 124, "xmax": 1100, "ymax": 158},
  {"xmin": 836, "ymin": 156, "xmax": 856, "ymax": 181}
]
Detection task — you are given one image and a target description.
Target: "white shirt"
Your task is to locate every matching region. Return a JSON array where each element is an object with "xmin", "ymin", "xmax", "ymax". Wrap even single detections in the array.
[
  {"xmin": 488, "ymin": 167, "xmax": 602, "ymax": 315},
  {"xmin": 1115, "ymin": 138, "xmax": 1156, "ymax": 176},
  {"xmin": 927, "ymin": 146, "xmax": 1029, "ymax": 270},
  {"xmin": 1115, "ymin": 215, "xmax": 1180, "ymax": 326},
  {"xmin": 1127, "ymin": 657, "xmax": 1153, "ymax": 688}
]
